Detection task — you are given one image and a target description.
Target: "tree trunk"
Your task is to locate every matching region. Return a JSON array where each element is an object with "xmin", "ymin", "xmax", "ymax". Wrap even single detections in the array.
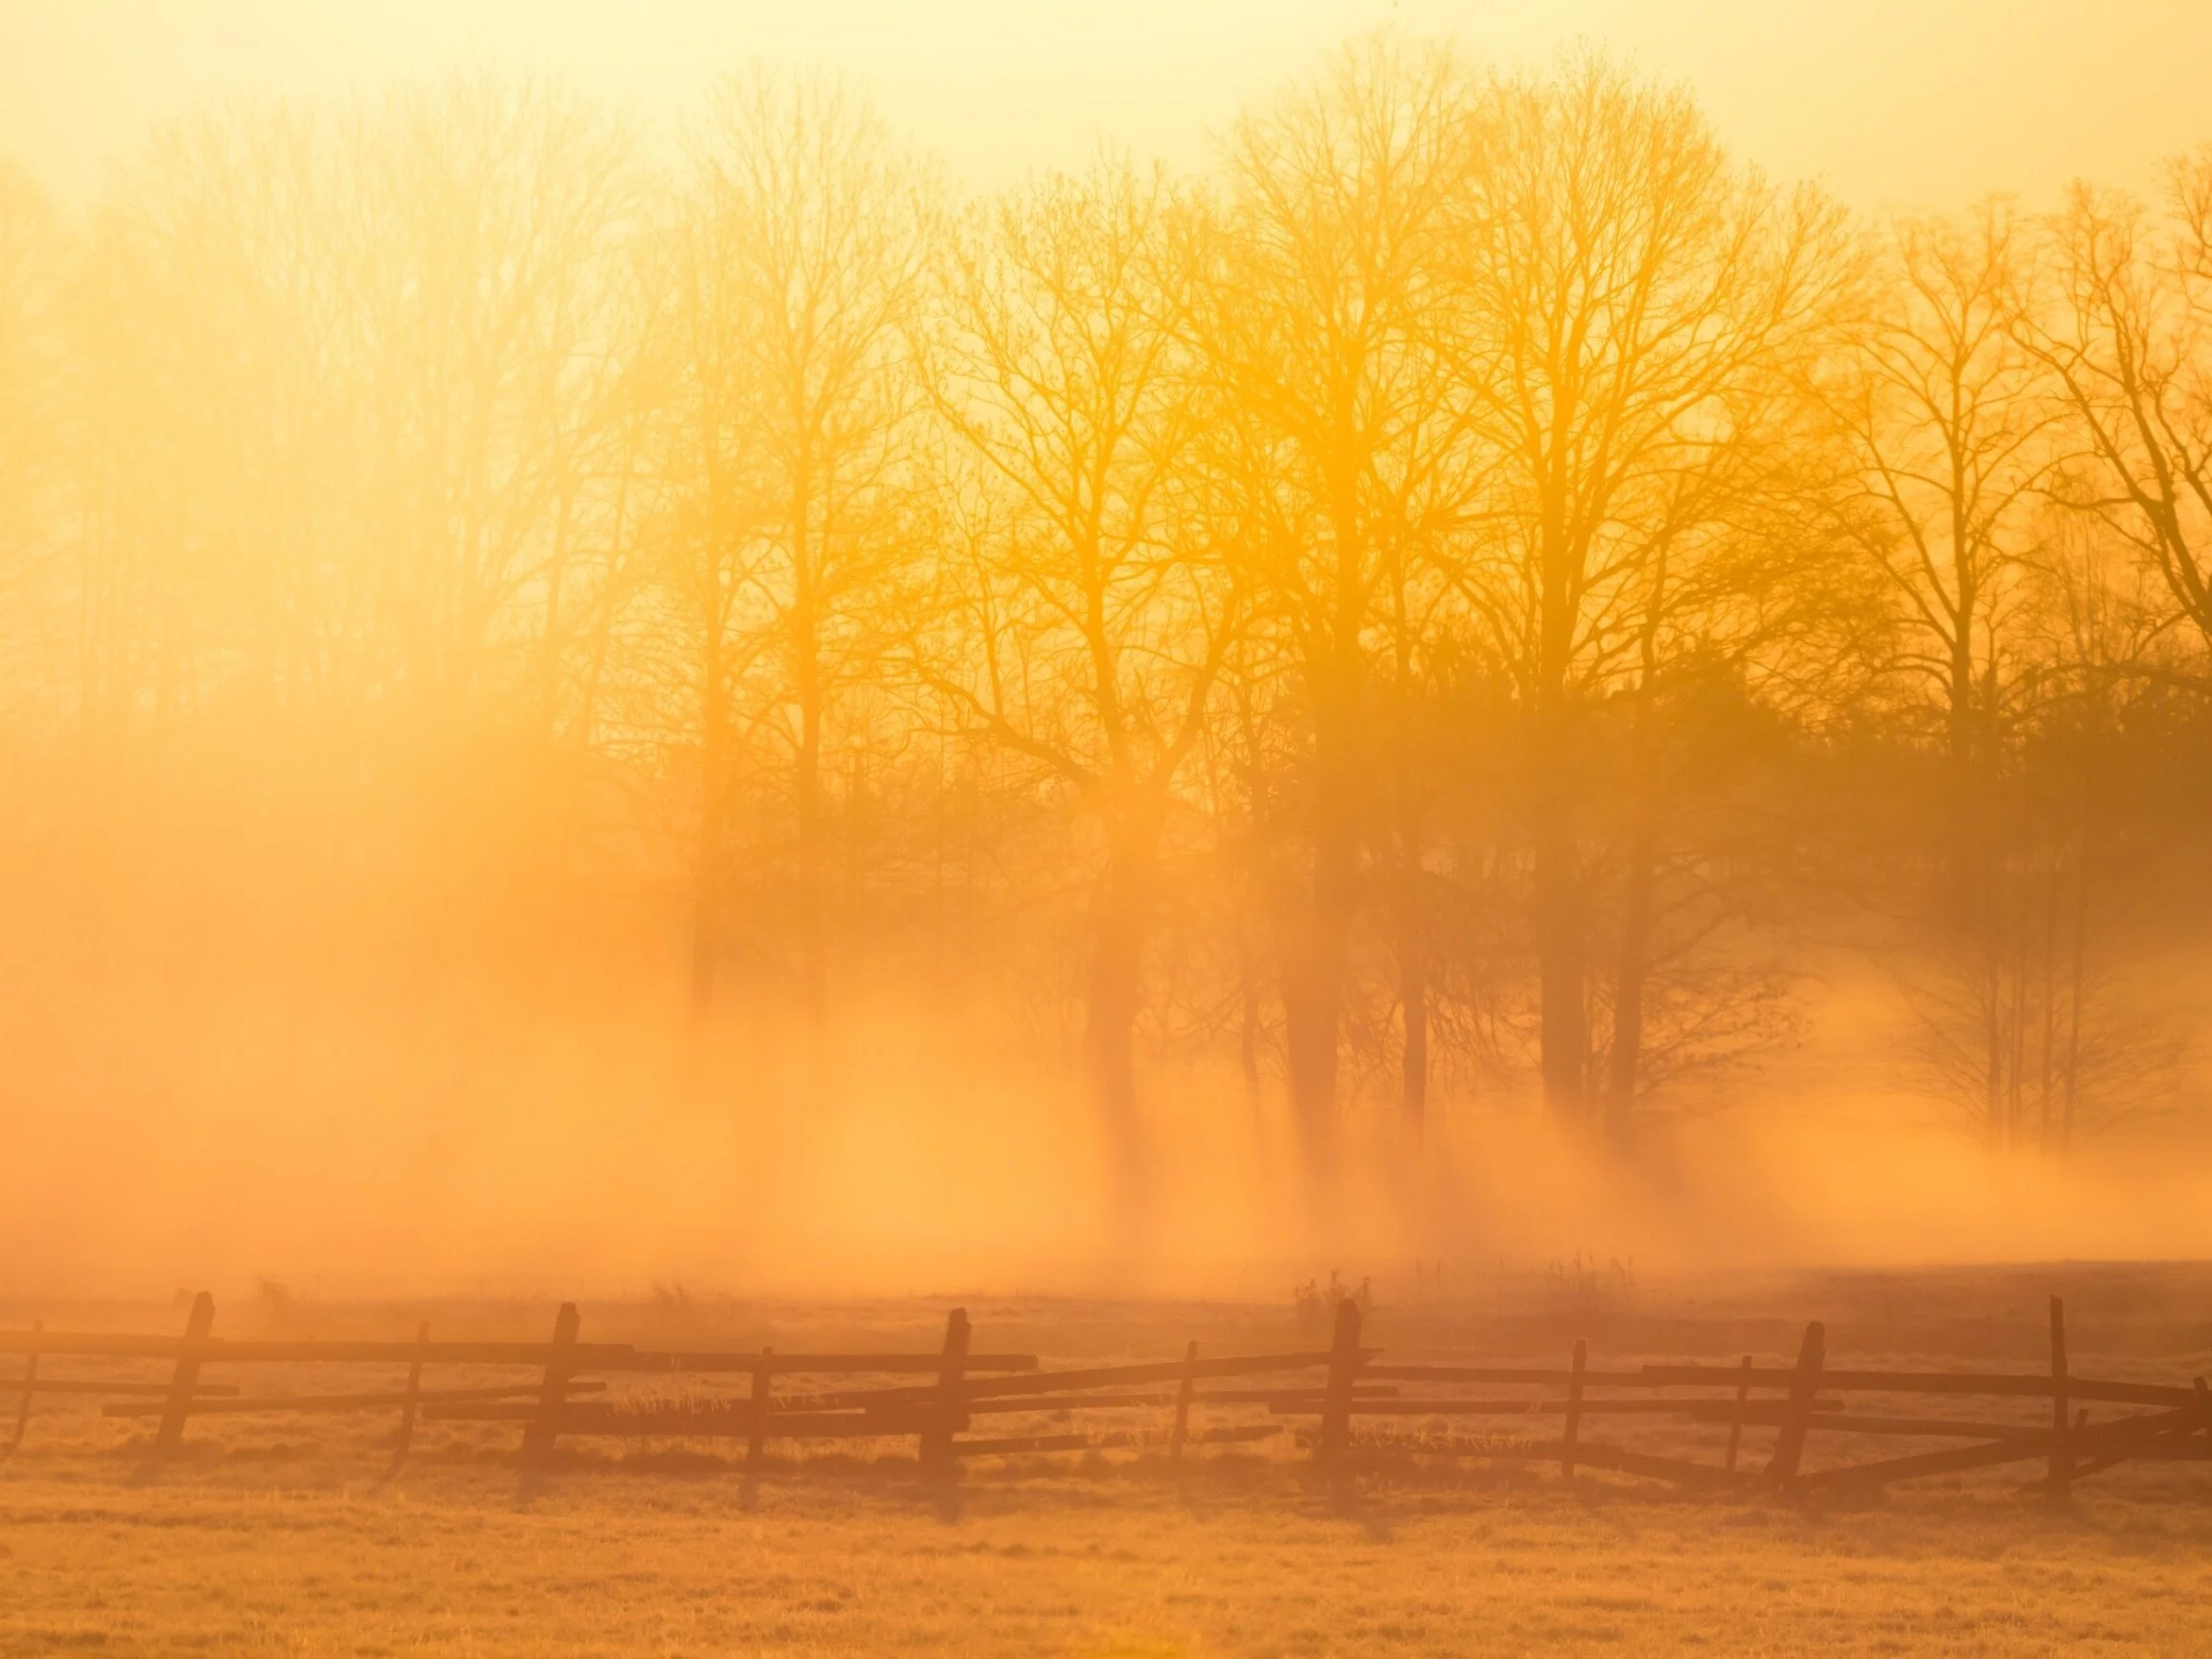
[
  {"xmin": 1951, "ymin": 660, "xmax": 2004, "ymax": 1145},
  {"xmin": 1605, "ymin": 831, "xmax": 1655, "ymax": 1146},
  {"xmin": 1285, "ymin": 468, "xmax": 1371, "ymax": 1179},
  {"xmin": 1084, "ymin": 817, "xmax": 1158, "ymax": 1230},
  {"xmin": 1400, "ymin": 939, "xmax": 1429, "ymax": 1139},
  {"xmin": 795, "ymin": 672, "xmax": 824, "ymax": 1026},
  {"xmin": 1393, "ymin": 841, "xmax": 1429, "ymax": 1138},
  {"xmin": 2059, "ymin": 725, "xmax": 2097, "ymax": 1153},
  {"xmin": 1236, "ymin": 908, "xmax": 1262, "ymax": 1098},
  {"xmin": 1279, "ymin": 919, "xmax": 1336, "ymax": 1139},
  {"xmin": 572, "ymin": 441, "xmax": 635, "ymax": 754},
  {"xmin": 1991, "ymin": 929, "xmax": 2008, "ymax": 1150},
  {"xmin": 1532, "ymin": 751, "xmax": 1588, "ymax": 1124},
  {"xmin": 1285, "ymin": 708, "xmax": 1353, "ymax": 1173},
  {"xmin": 690, "ymin": 615, "xmax": 729, "ymax": 1020},
  {"xmin": 1533, "ymin": 499, "xmax": 1588, "ymax": 1124},
  {"xmin": 2037, "ymin": 863, "xmax": 2059, "ymax": 1149},
  {"xmin": 791, "ymin": 465, "xmax": 826, "ymax": 1033},
  {"xmin": 537, "ymin": 472, "xmax": 573, "ymax": 740}
]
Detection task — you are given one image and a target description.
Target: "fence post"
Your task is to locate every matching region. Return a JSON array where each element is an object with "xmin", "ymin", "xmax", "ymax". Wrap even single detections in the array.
[
  {"xmin": 520, "ymin": 1303, "xmax": 579, "ymax": 1468},
  {"xmin": 1765, "ymin": 1319, "xmax": 1825, "ymax": 1487},
  {"xmin": 1170, "ymin": 1340, "xmax": 1198, "ymax": 1463},
  {"xmin": 748, "ymin": 1347, "xmax": 773, "ymax": 1469},
  {"xmin": 385, "ymin": 1320, "xmax": 429, "ymax": 1478},
  {"xmin": 1561, "ymin": 1337, "xmax": 1587, "ymax": 1479},
  {"xmin": 152, "ymin": 1292, "xmax": 215, "ymax": 1458},
  {"xmin": 4, "ymin": 1321, "xmax": 40, "ymax": 1459},
  {"xmin": 1723, "ymin": 1353, "xmax": 1752, "ymax": 1473},
  {"xmin": 2048, "ymin": 1295, "xmax": 2071, "ymax": 1500},
  {"xmin": 918, "ymin": 1308, "xmax": 970, "ymax": 1470},
  {"xmin": 1316, "ymin": 1296, "xmax": 1363, "ymax": 1468}
]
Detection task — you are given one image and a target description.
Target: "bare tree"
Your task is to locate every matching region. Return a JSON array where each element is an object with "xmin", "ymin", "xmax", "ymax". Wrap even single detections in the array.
[
  {"xmin": 2028, "ymin": 151, "xmax": 2212, "ymax": 659},
  {"xmin": 1815, "ymin": 201, "xmax": 2063, "ymax": 1137},
  {"xmin": 917, "ymin": 156, "xmax": 1235, "ymax": 1222},
  {"xmin": 1444, "ymin": 53, "xmax": 1851, "ymax": 1126},
  {"xmin": 341, "ymin": 78, "xmax": 640, "ymax": 723},
  {"xmin": 635, "ymin": 189, "xmax": 774, "ymax": 1016},
  {"xmin": 1203, "ymin": 34, "xmax": 1474, "ymax": 1173},
  {"xmin": 1902, "ymin": 511, "xmax": 2192, "ymax": 1145},
  {"xmin": 16, "ymin": 34, "xmax": 2212, "ymax": 1230},
  {"xmin": 1822, "ymin": 203, "xmax": 2054, "ymax": 799},
  {"xmin": 691, "ymin": 69, "xmax": 933, "ymax": 1031},
  {"xmin": 67, "ymin": 105, "xmax": 339, "ymax": 735}
]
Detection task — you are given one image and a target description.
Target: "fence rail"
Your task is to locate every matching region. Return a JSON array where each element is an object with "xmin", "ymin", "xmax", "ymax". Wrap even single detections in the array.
[{"xmin": 3, "ymin": 1292, "xmax": 2207, "ymax": 1494}]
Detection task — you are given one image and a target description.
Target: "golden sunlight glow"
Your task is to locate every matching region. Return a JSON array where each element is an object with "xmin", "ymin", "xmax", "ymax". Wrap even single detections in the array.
[
  {"xmin": 6, "ymin": 0, "xmax": 2212, "ymax": 207},
  {"xmin": 1, "ymin": 3, "xmax": 2210, "ymax": 1305},
  {"xmin": 10, "ymin": 13, "xmax": 2212, "ymax": 1653}
]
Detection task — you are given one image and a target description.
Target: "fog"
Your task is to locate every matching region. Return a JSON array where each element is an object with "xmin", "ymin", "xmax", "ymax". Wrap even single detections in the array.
[
  {"xmin": 5, "ymin": 20, "xmax": 2212, "ymax": 1303},
  {"xmin": 8, "ymin": 883, "xmax": 2210, "ymax": 1298},
  {"xmin": 9, "ymin": 1, "xmax": 2212, "ymax": 209}
]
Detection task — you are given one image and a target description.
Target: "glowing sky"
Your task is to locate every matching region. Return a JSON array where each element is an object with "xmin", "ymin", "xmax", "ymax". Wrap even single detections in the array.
[{"xmin": 2, "ymin": 1, "xmax": 2208, "ymax": 210}]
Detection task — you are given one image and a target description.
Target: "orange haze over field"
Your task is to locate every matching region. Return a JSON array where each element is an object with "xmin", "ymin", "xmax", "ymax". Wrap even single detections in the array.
[{"xmin": 4, "ymin": 3, "xmax": 2212, "ymax": 1302}]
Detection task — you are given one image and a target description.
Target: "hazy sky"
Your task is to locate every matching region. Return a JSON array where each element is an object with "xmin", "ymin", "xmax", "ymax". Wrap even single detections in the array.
[{"xmin": 2, "ymin": 0, "xmax": 2208, "ymax": 211}]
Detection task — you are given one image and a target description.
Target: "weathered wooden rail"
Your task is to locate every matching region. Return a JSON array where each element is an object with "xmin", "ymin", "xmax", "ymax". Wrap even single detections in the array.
[{"xmin": 3, "ymin": 1292, "xmax": 2206, "ymax": 1495}]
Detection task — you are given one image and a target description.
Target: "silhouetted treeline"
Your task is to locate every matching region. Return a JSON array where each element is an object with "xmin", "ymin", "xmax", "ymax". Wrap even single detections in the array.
[{"xmin": 3, "ymin": 41, "xmax": 2209, "ymax": 1186}]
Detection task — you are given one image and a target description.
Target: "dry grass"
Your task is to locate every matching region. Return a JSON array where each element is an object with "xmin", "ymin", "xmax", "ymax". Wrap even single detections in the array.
[
  {"xmin": 7, "ymin": 1418, "xmax": 2212, "ymax": 1654},
  {"xmin": 6, "ymin": 1271, "xmax": 2212, "ymax": 1656},
  {"xmin": 7, "ymin": 1460, "xmax": 2212, "ymax": 1656}
]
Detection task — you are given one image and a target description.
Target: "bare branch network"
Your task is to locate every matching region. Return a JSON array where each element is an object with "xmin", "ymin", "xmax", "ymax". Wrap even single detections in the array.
[{"xmin": 3, "ymin": 39, "xmax": 2212, "ymax": 1191}]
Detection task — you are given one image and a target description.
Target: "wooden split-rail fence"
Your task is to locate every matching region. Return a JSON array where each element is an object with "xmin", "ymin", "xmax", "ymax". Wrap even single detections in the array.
[{"xmin": 3, "ymin": 1293, "xmax": 2208, "ymax": 1494}]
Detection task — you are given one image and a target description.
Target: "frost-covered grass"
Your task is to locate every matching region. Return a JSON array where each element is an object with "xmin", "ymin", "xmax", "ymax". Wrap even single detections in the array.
[
  {"xmin": 6, "ymin": 1423, "xmax": 2212, "ymax": 1656},
  {"xmin": 6, "ymin": 1273, "xmax": 2211, "ymax": 1656}
]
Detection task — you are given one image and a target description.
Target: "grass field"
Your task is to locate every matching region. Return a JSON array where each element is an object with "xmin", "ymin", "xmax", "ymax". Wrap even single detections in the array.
[{"xmin": 5, "ymin": 1266, "xmax": 2211, "ymax": 1656}]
